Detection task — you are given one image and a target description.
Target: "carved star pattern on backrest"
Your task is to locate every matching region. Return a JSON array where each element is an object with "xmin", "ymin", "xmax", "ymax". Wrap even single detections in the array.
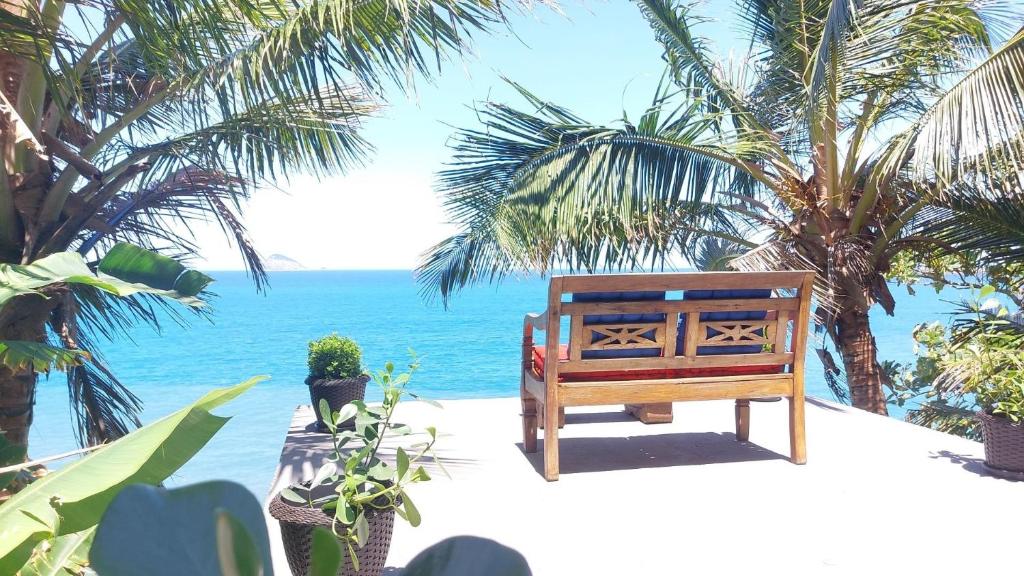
[
  {"xmin": 699, "ymin": 321, "xmax": 772, "ymax": 346},
  {"xmin": 585, "ymin": 323, "xmax": 663, "ymax": 350}
]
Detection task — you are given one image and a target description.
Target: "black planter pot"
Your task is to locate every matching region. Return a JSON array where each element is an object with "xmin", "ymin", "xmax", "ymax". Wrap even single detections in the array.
[
  {"xmin": 269, "ymin": 482, "xmax": 396, "ymax": 576},
  {"xmin": 307, "ymin": 375, "xmax": 370, "ymax": 432},
  {"xmin": 977, "ymin": 410, "xmax": 1024, "ymax": 481}
]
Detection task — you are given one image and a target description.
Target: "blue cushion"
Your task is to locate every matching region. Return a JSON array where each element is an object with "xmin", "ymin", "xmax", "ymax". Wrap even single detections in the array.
[
  {"xmin": 676, "ymin": 289, "xmax": 771, "ymax": 356},
  {"xmin": 571, "ymin": 291, "xmax": 665, "ymax": 359}
]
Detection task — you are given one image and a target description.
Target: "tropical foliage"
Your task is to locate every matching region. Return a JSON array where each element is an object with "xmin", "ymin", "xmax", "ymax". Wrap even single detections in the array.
[
  {"xmin": 889, "ymin": 286, "xmax": 1024, "ymax": 438},
  {"xmin": 280, "ymin": 355, "xmax": 440, "ymax": 570},
  {"xmin": 0, "ymin": 377, "xmax": 259, "ymax": 574},
  {"xmin": 418, "ymin": 0, "xmax": 1024, "ymax": 414},
  {"xmin": 0, "ymin": 0, "xmax": 531, "ymax": 454},
  {"xmin": 93, "ymin": 477, "xmax": 531, "ymax": 576},
  {"xmin": 0, "ymin": 245, "xmax": 212, "ymax": 448}
]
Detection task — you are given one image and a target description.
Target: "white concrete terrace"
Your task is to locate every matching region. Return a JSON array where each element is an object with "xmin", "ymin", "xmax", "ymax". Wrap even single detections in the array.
[{"xmin": 266, "ymin": 397, "xmax": 1022, "ymax": 575}]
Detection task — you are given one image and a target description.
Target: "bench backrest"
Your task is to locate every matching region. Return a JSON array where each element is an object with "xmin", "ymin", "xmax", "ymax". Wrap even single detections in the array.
[{"xmin": 544, "ymin": 271, "xmax": 814, "ymax": 375}]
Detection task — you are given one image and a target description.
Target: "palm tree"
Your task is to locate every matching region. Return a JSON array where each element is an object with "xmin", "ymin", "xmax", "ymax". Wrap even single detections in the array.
[
  {"xmin": 0, "ymin": 0, "xmax": 519, "ymax": 454},
  {"xmin": 418, "ymin": 0, "xmax": 1024, "ymax": 414}
]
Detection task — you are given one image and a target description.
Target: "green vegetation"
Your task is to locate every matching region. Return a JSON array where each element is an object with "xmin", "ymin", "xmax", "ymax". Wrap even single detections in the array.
[
  {"xmin": 308, "ymin": 334, "xmax": 364, "ymax": 380},
  {"xmin": 281, "ymin": 356, "xmax": 440, "ymax": 569},
  {"xmin": 0, "ymin": 0, "xmax": 527, "ymax": 457},
  {"xmin": 0, "ymin": 246, "xmax": 212, "ymax": 448},
  {"xmin": 889, "ymin": 287, "xmax": 1024, "ymax": 439},
  {"xmin": 418, "ymin": 0, "xmax": 1024, "ymax": 416},
  {"xmin": 0, "ymin": 378, "xmax": 259, "ymax": 574},
  {"xmin": 93, "ymin": 477, "xmax": 530, "ymax": 576}
]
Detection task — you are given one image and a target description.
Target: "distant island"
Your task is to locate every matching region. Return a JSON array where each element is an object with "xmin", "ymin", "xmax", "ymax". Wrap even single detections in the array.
[{"xmin": 264, "ymin": 254, "xmax": 307, "ymax": 271}]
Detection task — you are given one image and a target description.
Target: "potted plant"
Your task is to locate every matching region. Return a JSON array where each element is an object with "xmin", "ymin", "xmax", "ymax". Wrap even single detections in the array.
[
  {"xmin": 271, "ymin": 356, "xmax": 441, "ymax": 575},
  {"xmin": 916, "ymin": 286, "xmax": 1024, "ymax": 480},
  {"xmin": 307, "ymin": 334, "xmax": 370, "ymax": 432},
  {"xmin": 959, "ymin": 291, "xmax": 1024, "ymax": 479}
]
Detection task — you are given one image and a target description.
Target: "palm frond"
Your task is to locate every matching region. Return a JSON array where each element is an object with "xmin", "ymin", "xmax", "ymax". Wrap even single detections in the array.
[
  {"xmin": 65, "ymin": 359, "xmax": 143, "ymax": 446},
  {"xmin": 898, "ymin": 25, "xmax": 1024, "ymax": 189},
  {"xmin": 418, "ymin": 84, "xmax": 778, "ymax": 301},
  {"xmin": 807, "ymin": 0, "xmax": 861, "ymax": 100},
  {"xmin": 913, "ymin": 194, "xmax": 1024, "ymax": 265},
  {"xmin": 79, "ymin": 167, "xmax": 267, "ymax": 290},
  {"xmin": 691, "ymin": 237, "xmax": 747, "ymax": 271},
  {"xmin": 48, "ymin": 291, "xmax": 143, "ymax": 446},
  {"xmin": 635, "ymin": 0, "xmax": 750, "ymax": 122}
]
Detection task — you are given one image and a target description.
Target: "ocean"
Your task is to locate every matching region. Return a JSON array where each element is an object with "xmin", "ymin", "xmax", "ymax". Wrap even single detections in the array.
[{"xmin": 29, "ymin": 270, "xmax": 959, "ymax": 497}]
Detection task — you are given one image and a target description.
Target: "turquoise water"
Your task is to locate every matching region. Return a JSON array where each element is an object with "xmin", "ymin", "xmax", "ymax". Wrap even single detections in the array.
[{"xmin": 29, "ymin": 271, "xmax": 958, "ymax": 497}]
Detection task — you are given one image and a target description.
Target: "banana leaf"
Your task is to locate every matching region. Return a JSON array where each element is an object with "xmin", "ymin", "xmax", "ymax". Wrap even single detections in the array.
[
  {"xmin": 0, "ymin": 243, "xmax": 213, "ymax": 308},
  {"xmin": 0, "ymin": 377, "xmax": 262, "ymax": 573}
]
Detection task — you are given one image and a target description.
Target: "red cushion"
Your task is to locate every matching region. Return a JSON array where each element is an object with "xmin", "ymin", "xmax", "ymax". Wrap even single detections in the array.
[{"xmin": 532, "ymin": 345, "xmax": 782, "ymax": 382}]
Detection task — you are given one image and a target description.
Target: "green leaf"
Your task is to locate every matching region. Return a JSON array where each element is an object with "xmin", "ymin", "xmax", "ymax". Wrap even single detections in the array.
[
  {"xmin": 0, "ymin": 341, "xmax": 88, "ymax": 373},
  {"xmin": 339, "ymin": 503, "xmax": 356, "ymax": 526},
  {"xmin": 366, "ymin": 460, "xmax": 391, "ymax": 482},
  {"xmin": 17, "ymin": 528, "xmax": 94, "ymax": 576},
  {"xmin": 174, "ymin": 270, "xmax": 216, "ymax": 298},
  {"xmin": 98, "ymin": 242, "xmax": 213, "ymax": 296},
  {"xmin": 0, "ymin": 377, "xmax": 262, "ymax": 573},
  {"xmin": 409, "ymin": 393, "xmax": 443, "ymax": 409},
  {"xmin": 89, "ymin": 481, "xmax": 272, "ymax": 576},
  {"xmin": 353, "ymin": 512, "xmax": 369, "ymax": 548},
  {"xmin": 335, "ymin": 403, "xmax": 358, "ymax": 425},
  {"xmin": 312, "ymin": 462, "xmax": 338, "ymax": 487},
  {"xmin": 403, "ymin": 536, "xmax": 532, "ymax": 576},
  {"xmin": 389, "ymin": 424, "xmax": 412, "ymax": 436},
  {"xmin": 396, "ymin": 447, "xmax": 410, "ymax": 480},
  {"xmin": 402, "ymin": 493, "xmax": 421, "ymax": 527},
  {"xmin": 310, "ymin": 527, "xmax": 342, "ymax": 576},
  {"xmin": 279, "ymin": 487, "xmax": 305, "ymax": 504},
  {"xmin": 215, "ymin": 511, "xmax": 263, "ymax": 576},
  {"xmin": 410, "ymin": 466, "xmax": 431, "ymax": 483},
  {"xmin": 318, "ymin": 398, "xmax": 331, "ymax": 421},
  {"xmin": 0, "ymin": 249, "xmax": 211, "ymax": 309},
  {"xmin": 980, "ymin": 284, "xmax": 996, "ymax": 298}
]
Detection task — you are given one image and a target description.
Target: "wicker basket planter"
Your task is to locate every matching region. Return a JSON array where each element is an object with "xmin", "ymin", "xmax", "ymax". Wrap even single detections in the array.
[
  {"xmin": 307, "ymin": 375, "xmax": 370, "ymax": 432},
  {"xmin": 269, "ymin": 482, "xmax": 396, "ymax": 576},
  {"xmin": 977, "ymin": 410, "xmax": 1024, "ymax": 480}
]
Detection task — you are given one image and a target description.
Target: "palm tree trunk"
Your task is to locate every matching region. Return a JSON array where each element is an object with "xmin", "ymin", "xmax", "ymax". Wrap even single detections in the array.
[
  {"xmin": 834, "ymin": 306, "xmax": 890, "ymax": 415},
  {"xmin": 0, "ymin": 295, "xmax": 54, "ymax": 453}
]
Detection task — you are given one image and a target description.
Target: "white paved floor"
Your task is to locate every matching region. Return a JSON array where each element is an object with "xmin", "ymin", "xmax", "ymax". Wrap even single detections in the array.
[{"xmin": 266, "ymin": 397, "xmax": 1022, "ymax": 575}]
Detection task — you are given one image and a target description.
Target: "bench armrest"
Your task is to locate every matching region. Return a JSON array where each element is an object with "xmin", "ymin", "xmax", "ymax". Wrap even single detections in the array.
[{"xmin": 524, "ymin": 311, "xmax": 547, "ymax": 332}]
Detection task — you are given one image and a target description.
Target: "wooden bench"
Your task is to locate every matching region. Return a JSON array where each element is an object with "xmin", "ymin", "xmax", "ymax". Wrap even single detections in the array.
[{"xmin": 520, "ymin": 271, "xmax": 814, "ymax": 481}]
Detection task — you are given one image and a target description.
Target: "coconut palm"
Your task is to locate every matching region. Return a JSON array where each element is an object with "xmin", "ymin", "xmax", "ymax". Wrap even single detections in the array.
[
  {"xmin": 0, "ymin": 0, "xmax": 521, "ymax": 453},
  {"xmin": 418, "ymin": 0, "xmax": 1024, "ymax": 414}
]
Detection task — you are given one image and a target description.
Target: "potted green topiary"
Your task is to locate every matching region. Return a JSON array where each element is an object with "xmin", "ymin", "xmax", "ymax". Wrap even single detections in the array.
[
  {"xmin": 307, "ymin": 334, "xmax": 370, "ymax": 432},
  {"xmin": 271, "ymin": 356, "xmax": 440, "ymax": 575}
]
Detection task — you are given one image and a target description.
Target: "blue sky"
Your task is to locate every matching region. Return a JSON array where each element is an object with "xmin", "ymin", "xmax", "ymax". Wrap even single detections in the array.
[{"xmin": 196, "ymin": 0, "xmax": 745, "ymax": 270}]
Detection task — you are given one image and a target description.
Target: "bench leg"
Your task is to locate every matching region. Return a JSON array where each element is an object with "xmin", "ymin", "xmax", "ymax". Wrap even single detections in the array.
[
  {"xmin": 788, "ymin": 396, "xmax": 806, "ymax": 464},
  {"xmin": 538, "ymin": 405, "xmax": 565, "ymax": 429},
  {"xmin": 625, "ymin": 403, "xmax": 673, "ymax": 424},
  {"xmin": 543, "ymin": 402, "xmax": 560, "ymax": 481},
  {"xmin": 522, "ymin": 395, "xmax": 538, "ymax": 453},
  {"xmin": 735, "ymin": 399, "xmax": 750, "ymax": 441}
]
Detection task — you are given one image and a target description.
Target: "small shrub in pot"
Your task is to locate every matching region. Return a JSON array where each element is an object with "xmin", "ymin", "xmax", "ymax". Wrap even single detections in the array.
[{"xmin": 306, "ymin": 334, "xmax": 369, "ymax": 431}]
